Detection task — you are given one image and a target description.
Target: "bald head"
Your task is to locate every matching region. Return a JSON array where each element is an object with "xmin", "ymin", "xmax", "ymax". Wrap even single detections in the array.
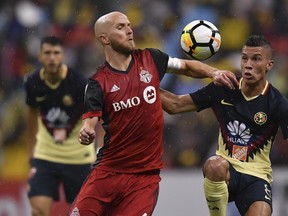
[{"xmin": 94, "ymin": 11, "xmax": 128, "ymax": 43}]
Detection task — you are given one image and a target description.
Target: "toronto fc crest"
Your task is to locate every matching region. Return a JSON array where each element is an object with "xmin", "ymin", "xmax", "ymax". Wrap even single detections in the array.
[{"xmin": 139, "ymin": 68, "xmax": 153, "ymax": 83}]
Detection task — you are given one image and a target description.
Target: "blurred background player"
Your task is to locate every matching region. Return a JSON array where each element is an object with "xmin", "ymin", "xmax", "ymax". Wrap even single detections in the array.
[
  {"xmin": 24, "ymin": 36, "xmax": 96, "ymax": 216},
  {"xmin": 69, "ymin": 11, "xmax": 237, "ymax": 216},
  {"xmin": 160, "ymin": 35, "xmax": 288, "ymax": 216}
]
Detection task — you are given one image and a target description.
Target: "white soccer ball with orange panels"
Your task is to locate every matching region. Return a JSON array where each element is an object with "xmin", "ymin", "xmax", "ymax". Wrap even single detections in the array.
[{"xmin": 180, "ymin": 20, "xmax": 221, "ymax": 61}]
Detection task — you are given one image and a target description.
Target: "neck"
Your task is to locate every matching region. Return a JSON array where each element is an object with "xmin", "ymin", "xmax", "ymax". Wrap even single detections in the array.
[
  {"xmin": 105, "ymin": 50, "xmax": 132, "ymax": 71},
  {"xmin": 240, "ymin": 79, "xmax": 268, "ymax": 98},
  {"xmin": 43, "ymin": 65, "xmax": 63, "ymax": 84}
]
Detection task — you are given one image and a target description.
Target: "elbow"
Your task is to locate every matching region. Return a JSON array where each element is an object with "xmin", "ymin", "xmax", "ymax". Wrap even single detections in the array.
[
  {"xmin": 166, "ymin": 108, "xmax": 178, "ymax": 115},
  {"xmin": 164, "ymin": 109, "xmax": 174, "ymax": 115},
  {"xmin": 162, "ymin": 104, "xmax": 179, "ymax": 115},
  {"xmin": 165, "ymin": 110, "xmax": 177, "ymax": 115}
]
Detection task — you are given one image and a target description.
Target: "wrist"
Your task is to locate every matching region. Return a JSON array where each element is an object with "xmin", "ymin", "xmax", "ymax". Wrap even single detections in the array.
[{"xmin": 210, "ymin": 68, "xmax": 218, "ymax": 79}]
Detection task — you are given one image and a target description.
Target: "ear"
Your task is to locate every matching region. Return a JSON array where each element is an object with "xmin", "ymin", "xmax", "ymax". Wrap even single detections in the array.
[
  {"xmin": 266, "ymin": 60, "xmax": 274, "ymax": 71},
  {"xmin": 38, "ymin": 52, "xmax": 42, "ymax": 63},
  {"xmin": 99, "ymin": 34, "xmax": 110, "ymax": 45}
]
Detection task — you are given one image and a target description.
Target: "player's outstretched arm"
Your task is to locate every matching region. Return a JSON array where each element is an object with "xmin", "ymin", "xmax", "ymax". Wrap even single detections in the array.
[
  {"xmin": 168, "ymin": 58, "xmax": 238, "ymax": 90},
  {"xmin": 160, "ymin": 88, "xmax": 197, "ymax": 114},
  {"xmin": 78, "ymin": 116, "xmax": 99, "ymax": 145}
]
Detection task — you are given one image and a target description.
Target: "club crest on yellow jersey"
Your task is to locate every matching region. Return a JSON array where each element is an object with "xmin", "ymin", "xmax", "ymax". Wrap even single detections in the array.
[
  {"xmin": 254, "ymin": 112, "xmax": 267, "ymax": 125},
  {"xmin": 63, "ymin": 95, "xmax": 73, "ymax": 106}
]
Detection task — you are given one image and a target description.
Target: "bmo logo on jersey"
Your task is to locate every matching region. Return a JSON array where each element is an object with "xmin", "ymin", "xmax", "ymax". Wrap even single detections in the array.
[
  {"xmin": 112, "ymin": 97, "xmax": 141, "ymax": 112},
  {"xmin": 112, "ymin": 86, "xmax": 156, "ymax": 112}
]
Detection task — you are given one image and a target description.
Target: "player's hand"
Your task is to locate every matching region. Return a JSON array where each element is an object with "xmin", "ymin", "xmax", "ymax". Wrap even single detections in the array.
[
  {"xmin": 78, "ymin": 127, "xmax": 96, "ymax": 145},
  {"xmin": 212, "ymin": 70, "xmax": 238, "ymax": 90}
]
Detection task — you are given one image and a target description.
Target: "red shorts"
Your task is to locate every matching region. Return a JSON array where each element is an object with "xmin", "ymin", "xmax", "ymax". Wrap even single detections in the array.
[{"xmin": 68, "ymin": 169, "xmax": 161, "ymax": 216}]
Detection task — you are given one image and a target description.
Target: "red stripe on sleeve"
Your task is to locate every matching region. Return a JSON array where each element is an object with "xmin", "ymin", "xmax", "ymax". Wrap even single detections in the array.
[{"xmin": 82, "ymin": 111, "xmax": 102, "ymax": 120}]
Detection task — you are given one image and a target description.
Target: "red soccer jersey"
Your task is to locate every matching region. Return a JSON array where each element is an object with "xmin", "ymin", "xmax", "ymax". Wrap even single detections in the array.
[{"xmin": 83, "ymin": 48, "xmax": 169, "ymax": 173}]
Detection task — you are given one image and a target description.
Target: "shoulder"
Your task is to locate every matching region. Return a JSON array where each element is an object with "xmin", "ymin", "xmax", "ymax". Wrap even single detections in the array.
[
  {"xmin": 267, "ymin": 83, "xmax": 287, "ymax": 101},
  {"xmin": 89, "ymin": 63, "xmax": 106, "ymax": 80},
  {"xmin": 67, "ymin": 67, "xmax": 82, "ymax": 76},
  {"xmin": 133, "ymin": 48, "xmax": 168, "ymax": 58},
  {"xmin": 23, "ymin": 68, "xmax": 41, "ymax": 85},
  {"xmin": 87, "ymin": 64, "xmax": 108, "ymax": 90},
  {"xmin": 192, "ymin": 81, "xmax": 236, "ymax": 101},
  {"xmin": 66, "ymin": 67, "xmax": 86, "ymax": 81},
  {"xmin": 267, "ymin": 83, "xmax": 288, "ymax": 109}
]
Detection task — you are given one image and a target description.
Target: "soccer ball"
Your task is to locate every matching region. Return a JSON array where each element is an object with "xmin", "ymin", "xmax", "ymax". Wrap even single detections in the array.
[{"xmin": 180, "ymin": 20, "xmax": 221, "ymax": 61}]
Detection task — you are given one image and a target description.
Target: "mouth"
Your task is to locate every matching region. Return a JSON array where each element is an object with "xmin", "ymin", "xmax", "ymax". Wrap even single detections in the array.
[
  {"xmin": 243, "ymin": 71, "xmax": 253, "ymax": 79},
  {"xmin": 48, "ymin": 63, "xmax": 56, "ymax": 67},
  {"xmin": 46, "ymin": 64, "xmax": 60, "ymax": 72}
]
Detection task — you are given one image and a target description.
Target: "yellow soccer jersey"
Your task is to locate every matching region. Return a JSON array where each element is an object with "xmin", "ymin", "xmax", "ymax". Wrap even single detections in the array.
[
  {"xmin": 34, "ymin": 118, "xmax": 95, "ymax": 164},
  {"xmin": 191, "ymin": 79, "xmax": 288, "ymax": 184},
  {"xmin": 24, "ymin": 65, "xmax": 96, "ymax": 164},
  {"xmin": 217, "ymin": 131, "xmax": 273, "ymax": 183}
]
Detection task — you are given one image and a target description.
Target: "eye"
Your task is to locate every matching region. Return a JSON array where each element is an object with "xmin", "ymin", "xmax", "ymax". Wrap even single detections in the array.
[
  {"xmin": 241, "ymin": 56, "xmax": 247, "ymax": 61},
  {"xmin": 116, "ymin": 24, "xmax": 125, "ymax": 30},
  {"xmin": 252, "ymin": 56, "xmax": 261, "ymax": 61},
  {"xmin": 44, "ymin": 51, "xmax": 51, "ymax": 55}
]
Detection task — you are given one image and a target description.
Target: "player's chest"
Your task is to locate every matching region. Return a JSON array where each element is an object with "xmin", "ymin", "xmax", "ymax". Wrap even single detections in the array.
[
  {"xmin": 103, "ymin": 68, "xmax": 158, "ymax": 99},
  {"xmin": 220, "ymin": 95, "xmax": 272, "ymax": 128},
  {"xmin": 101, "ymin": 68, "xmax": 160, "ymax": 112},
  {"xmin": 34, "ymin": 83, "xmax": 78, "ymax": 108}
]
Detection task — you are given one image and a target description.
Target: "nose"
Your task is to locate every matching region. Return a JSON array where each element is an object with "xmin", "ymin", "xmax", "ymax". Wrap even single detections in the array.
[
  {"xmin": 244, "ymin": 59, "xmax": 252, "ymax": 69},
  {"xmin": 49, "ymin": 54, "xmax": 56, "ymax": 63},
  {"xmin": 127, "ymin": 26, "xmax": 133, "ymax": 35},
  {"xmin": 50, "ymin": 54, "xmax": 55, "ymax": 59}
]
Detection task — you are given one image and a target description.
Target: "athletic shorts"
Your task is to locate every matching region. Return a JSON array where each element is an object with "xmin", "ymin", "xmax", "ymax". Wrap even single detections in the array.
[
  {"xmin": 28, "ymin": 159, "xmax": 91, "ymax": 203},
  {"xmin": 228, "ymin": 163, "xmax": 272, "ymax": 215},
  {"xmin": 68, "ymin": 168, "xmax": 161, "ymax": 216}
]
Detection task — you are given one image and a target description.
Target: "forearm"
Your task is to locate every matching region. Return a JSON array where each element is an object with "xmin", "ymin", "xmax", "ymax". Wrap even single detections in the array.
[
  {"xmin": 177, "ymin": 59, "xmax": 216, "ymax": 79},
  {"xmin": 160, "ymin": 88, "xmax": 197, "ymax": 114},
  {"xmin": 167, "ymin": 58, "xmax": 238, "ymax": 89},
  {"xmin": 82, "ymin": 116, "xmax": 99, "ymax": 129},
  {"xmin": 27, "ymin": 131, "xmax": 36, "ymax": 159},
  {"xmin": 27, "ymin": 107, "xmax": 38, "ymax": 159},
  {"xmin": 160, "ymin": 89, "xmax": 179, "ymax": 114}
]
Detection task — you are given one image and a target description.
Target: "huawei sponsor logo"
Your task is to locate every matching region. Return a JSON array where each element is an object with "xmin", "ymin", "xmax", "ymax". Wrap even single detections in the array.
[{"xmin": 227, "ymin": 120, "xmax": 252, "ymax": 145}]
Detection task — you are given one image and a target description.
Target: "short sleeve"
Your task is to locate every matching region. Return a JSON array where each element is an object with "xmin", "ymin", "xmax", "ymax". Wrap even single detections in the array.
[
  {"xmin": 277, "ymin": 96, "xmax": 288, "ymax": 139},
  {"xmin": 148, "ymin": 48, "xmax": 169, "ymax": 81},
  {"xmin": 190, "ymin": 82, "xmax": 218, "ymax": 112},
  {"xmin": 82, "ymin": 78, "xmax": 103, "ymax": 119},
  {"xmin": 23, "ymin": 74, "xmax": 37, "ymax": 108}
]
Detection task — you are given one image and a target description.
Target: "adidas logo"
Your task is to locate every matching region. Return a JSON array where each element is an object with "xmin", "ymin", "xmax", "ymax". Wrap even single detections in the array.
[
  {"xmin": 70, "ymin": 207, "xmax": 80, "ymax": 216},
  {"xmin": 111, "ymin": 84, "xmax": 120, "ymax": 92}
]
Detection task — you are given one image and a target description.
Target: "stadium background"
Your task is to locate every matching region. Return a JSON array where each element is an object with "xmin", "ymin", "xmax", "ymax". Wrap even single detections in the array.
[{"xmin": 0, "ymin": 0, "xmax": 288, "ymax": 215}]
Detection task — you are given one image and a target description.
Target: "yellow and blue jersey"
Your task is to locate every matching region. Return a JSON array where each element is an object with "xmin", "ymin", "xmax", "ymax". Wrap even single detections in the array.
[
  {"xmin": 191, "ymin": 78, "xmax": 288, "ymax": 184},
  {"xmin": 24, "ymin": 64, "xmax": 95, "ymax": 164}
]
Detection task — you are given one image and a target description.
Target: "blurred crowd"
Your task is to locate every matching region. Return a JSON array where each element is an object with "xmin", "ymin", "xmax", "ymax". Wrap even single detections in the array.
[{"xmin": 1, "ymin": 0, "xmax": 288, "ymax": 180}]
